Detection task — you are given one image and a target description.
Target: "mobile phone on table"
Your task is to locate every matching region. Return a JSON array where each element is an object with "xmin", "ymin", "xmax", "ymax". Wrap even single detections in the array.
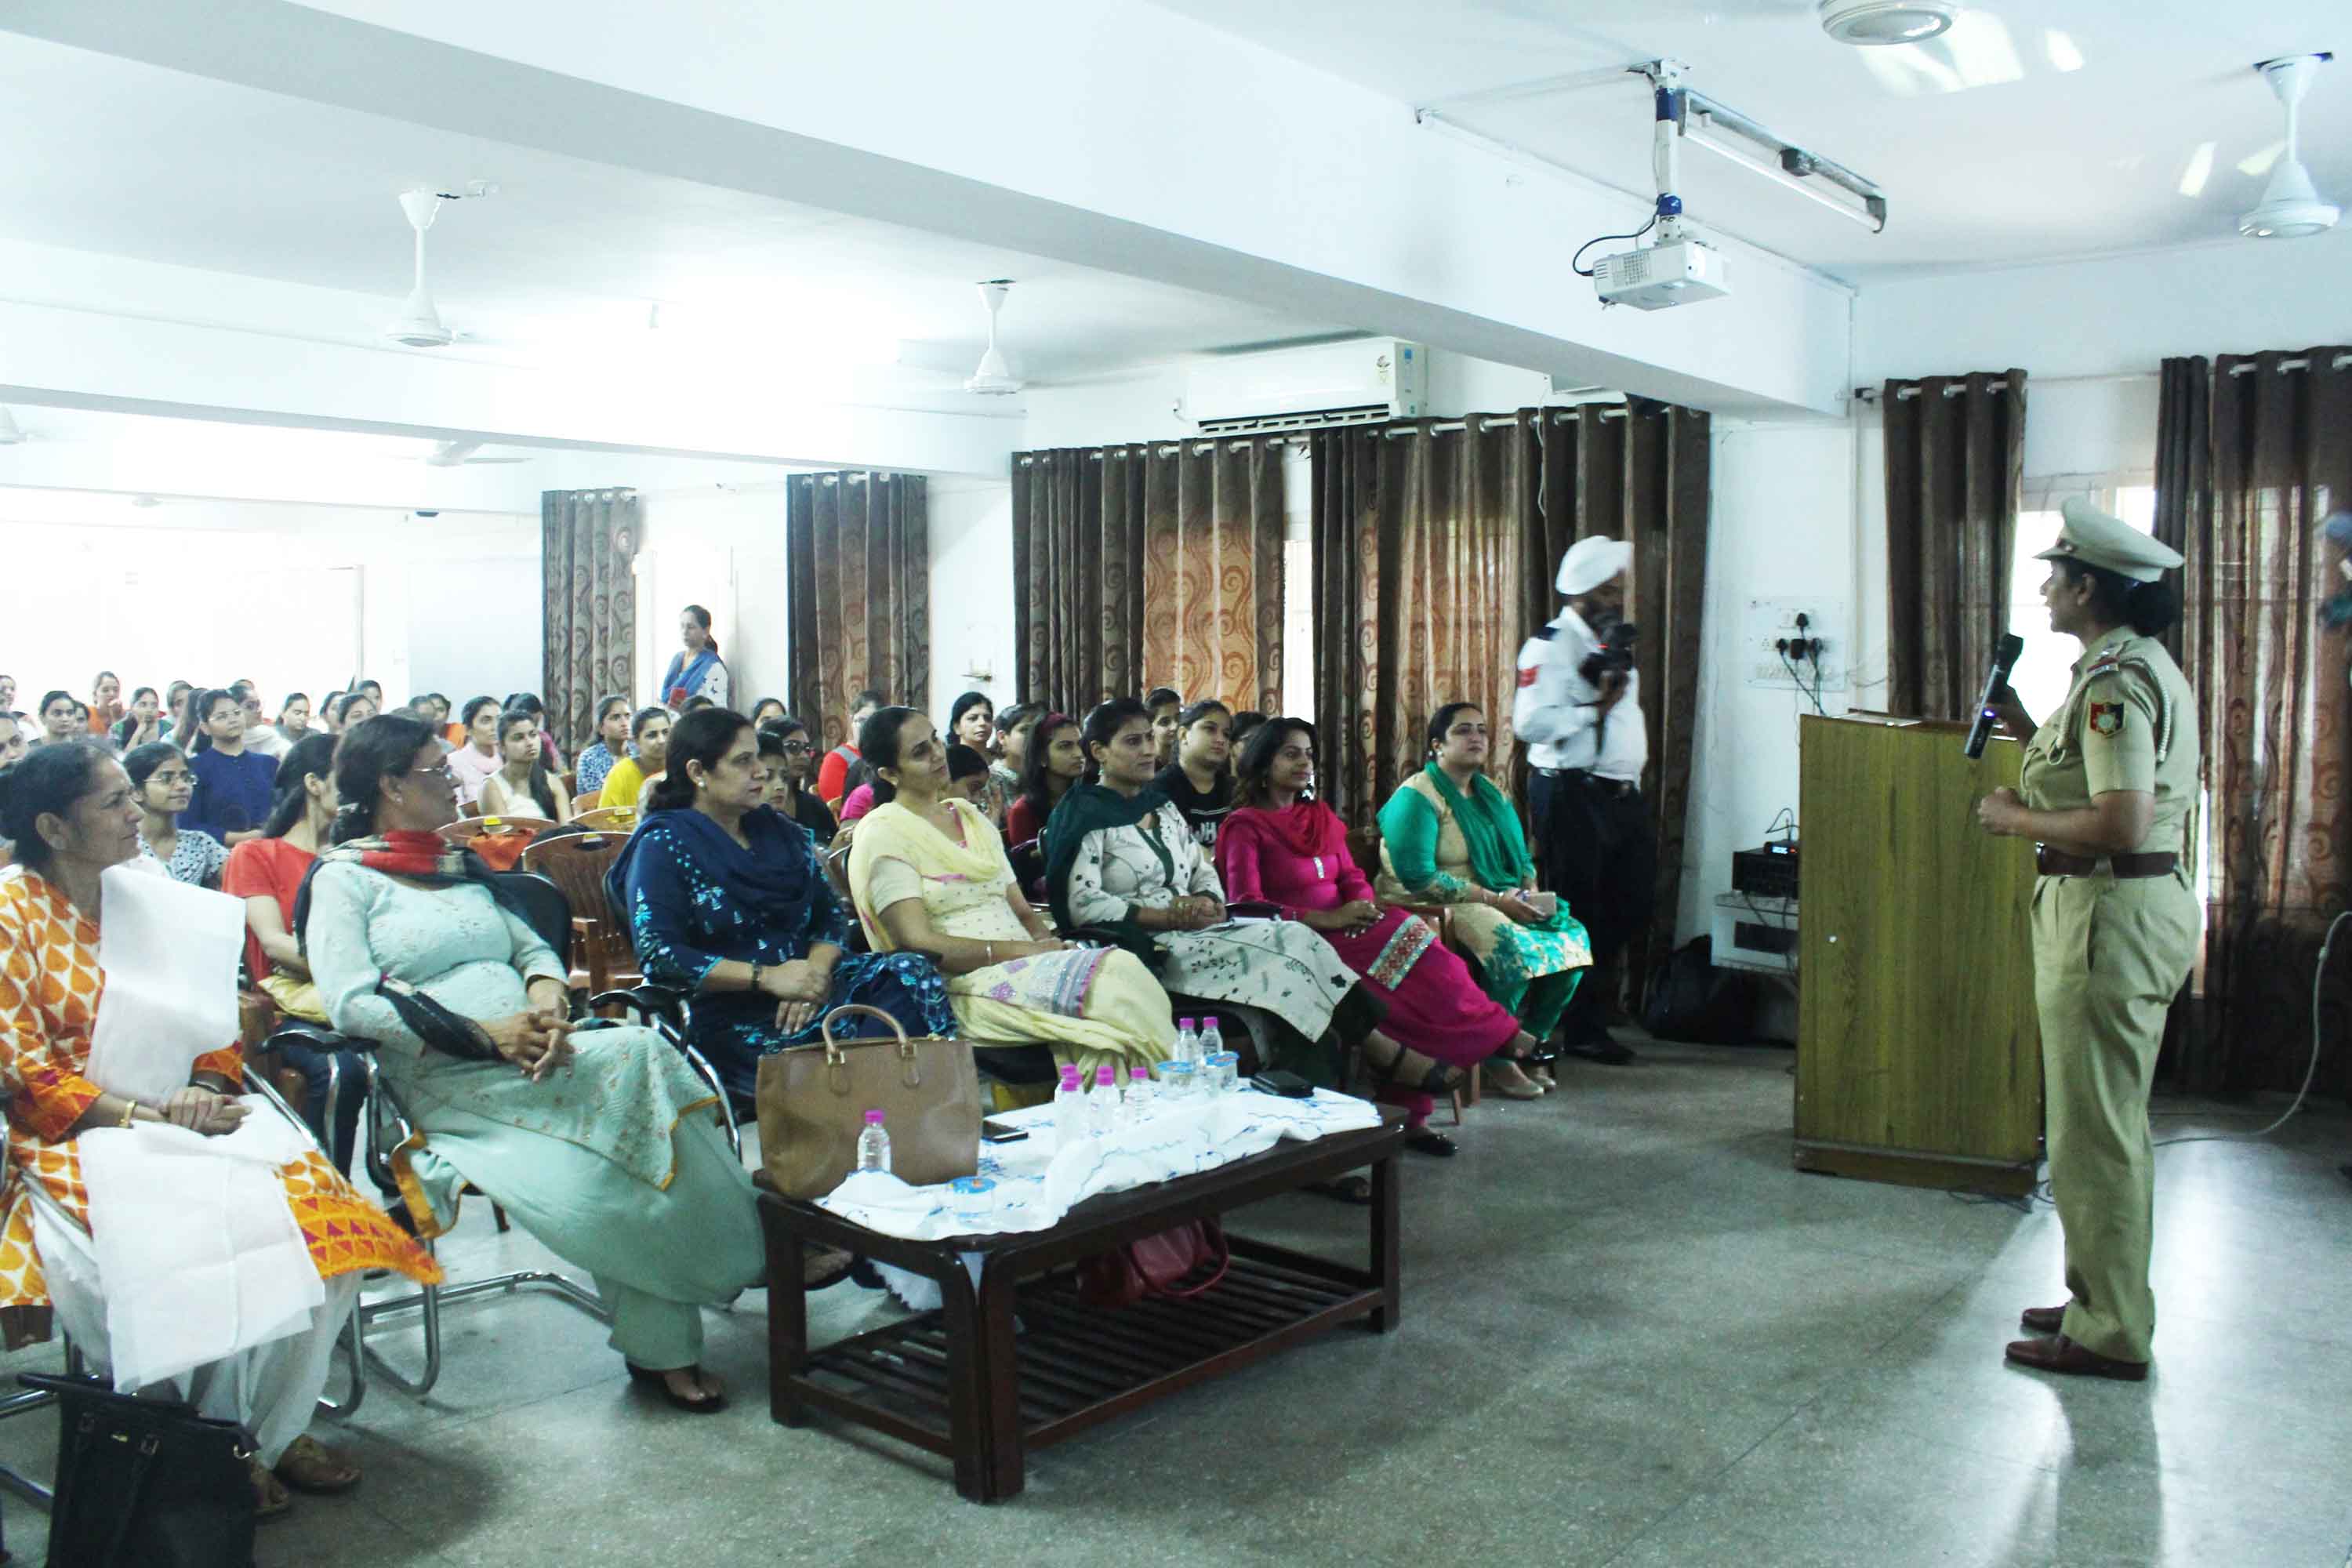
[{"xmin": 981, "ymin": 1123, "xmax": 1030, "ymax": 1144}]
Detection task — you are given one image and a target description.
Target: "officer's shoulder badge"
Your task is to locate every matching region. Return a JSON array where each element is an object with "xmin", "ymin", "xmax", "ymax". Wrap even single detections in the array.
[
  {"xmin": 2082, "ymin": 647, "xmax": 2125, "ymax": 677},
  {"xmin": 2087, "ymin": 701, "xmax": 2124, "ymax": 738}
]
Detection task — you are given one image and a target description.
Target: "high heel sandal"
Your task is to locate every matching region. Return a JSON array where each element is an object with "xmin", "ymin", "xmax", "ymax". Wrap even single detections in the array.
[{"xmin": 1481, "ymin": 1054, "xmax": 1546, "ymax": 1101}]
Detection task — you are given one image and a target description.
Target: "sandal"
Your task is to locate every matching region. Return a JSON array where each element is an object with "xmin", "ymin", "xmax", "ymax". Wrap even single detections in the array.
[
  {"xmin": 1306, "ymin": 1175, "xmax": 1374, "ymax": 1206},
  {"xmin": 1404, "ymin": 1129, "xmax": 1458, "ymax": 1157},
  {"xmin": 1361, "ymin": 1036, "xmax": 1462, "ymax": 1098},
  {"xmin": 626, "ymin": 1362, "xmax": 728, "ymax": 1414},
  {"xmin": 804, "ymin": 1244, "xmax": 856, "ymax": 1290},
  {"xmin": 248, "ymin": 1457, "xmax": 294, "ymax": 1520},
  {"xmin": 273, "ymin": 1434, "xmax": 360, "ymax": 1495},
  {"xmin": 1481, "ymin": 1057, "xmax": 1546, "ymax": 1101}
]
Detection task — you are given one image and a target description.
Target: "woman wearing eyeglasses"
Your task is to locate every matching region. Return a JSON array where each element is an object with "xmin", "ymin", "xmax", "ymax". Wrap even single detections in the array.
[
  {"xmin": 757, "ymin": 717, "xmax": 838, "ymax": 846},
  {"xmin": 125, "ymin": 742, "xmax": 230, "ymax": 888},
  {"xmin": 299, "ymin": 714, "xmax": 765, "ymax": 1414}
]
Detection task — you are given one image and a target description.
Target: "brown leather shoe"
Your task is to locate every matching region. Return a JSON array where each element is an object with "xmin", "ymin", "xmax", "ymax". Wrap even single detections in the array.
[
  {"xmin": 2018, "ymin": 1302, "xmax": 2068, "ymax": 1334},
  {"xmin": 2004, "ymin": 1334, "xmax": 2147, "ymax": 1381}
]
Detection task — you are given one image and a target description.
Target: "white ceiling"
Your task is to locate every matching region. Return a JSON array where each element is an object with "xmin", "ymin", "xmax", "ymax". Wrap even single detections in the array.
[
  {"xmin": 0, "ymin": 34, "xmax": 1347, "ymax": 383},
  {"xmin": 1152, "ymin": 0, "xmax": 2351, "ymax": 281}
]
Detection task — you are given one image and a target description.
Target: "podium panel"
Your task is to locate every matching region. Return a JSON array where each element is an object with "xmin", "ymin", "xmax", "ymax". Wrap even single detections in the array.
[{"xmin": 1795, "ymin": 716, "xmax": 2042, "ymax": 1195}]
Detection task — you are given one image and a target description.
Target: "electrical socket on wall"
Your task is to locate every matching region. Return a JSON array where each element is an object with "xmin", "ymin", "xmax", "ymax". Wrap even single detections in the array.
[{"xmin": 1743, "ymin": 596, "xmax": 1847, "ymax": 692}]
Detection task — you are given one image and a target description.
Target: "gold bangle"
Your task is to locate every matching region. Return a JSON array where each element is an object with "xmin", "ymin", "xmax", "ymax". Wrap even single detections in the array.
[
  {"xmin": 118, "ymin": 1098, "xmax": 138, "ymax": 1129},
  {"xmin": 985, "ymin": 942, "xmax": 996, "ymax": 966}
]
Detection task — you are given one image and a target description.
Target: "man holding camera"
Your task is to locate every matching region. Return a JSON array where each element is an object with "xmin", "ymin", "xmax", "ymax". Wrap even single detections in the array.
[{"xmin": 1514, "ymin": 535, "xmax": 1653, "ymax": 1064}]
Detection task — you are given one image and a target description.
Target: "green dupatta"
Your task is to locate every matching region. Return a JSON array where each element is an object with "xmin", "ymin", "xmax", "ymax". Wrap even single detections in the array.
[{"xmin": 1417, "ymin": 761, "xmax": 1532, "ymax": 891}]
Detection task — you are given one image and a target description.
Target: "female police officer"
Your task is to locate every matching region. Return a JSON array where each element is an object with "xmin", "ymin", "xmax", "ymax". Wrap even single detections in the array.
[{"xmin": 1973, "ymin": 499, "xmax": 2198, "ymax": 1381}]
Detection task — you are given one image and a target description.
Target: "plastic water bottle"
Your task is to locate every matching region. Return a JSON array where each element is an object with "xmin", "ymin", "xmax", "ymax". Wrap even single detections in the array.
[
  {"xmin": 855, "ymin": 1109, "xmax": 891, "ymax": 1174},
  {"xmin": 1175, "ymin": 1017, "xmax": 1200, "ymax": 1069},
  {"xmin": 1196, "ymin": 1017, "xmax": 1224, "ymax": 1068},
  {"xmin": 1052, "ymin": 1064, "xmax": 1084, "ymax": 1146},
  {"xmin": 1087, "ymin": 1065, "xmax": 1119, "ymax": 1141},
  {"xmin": 1125, "ymin": 1064, "xmax": 1156, "ymax": 1116}
]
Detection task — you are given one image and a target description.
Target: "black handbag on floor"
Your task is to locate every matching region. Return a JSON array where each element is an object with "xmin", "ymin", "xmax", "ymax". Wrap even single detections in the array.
[{"xmin": 20, "ymin": 1372, "xmax": 256, "ymax": 1568}]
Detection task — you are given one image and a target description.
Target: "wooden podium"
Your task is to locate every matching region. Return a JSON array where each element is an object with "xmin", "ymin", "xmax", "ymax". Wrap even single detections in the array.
[{"xmin": 1794, "ymin": 716, "xmax": 2042, "ymax": 1196}]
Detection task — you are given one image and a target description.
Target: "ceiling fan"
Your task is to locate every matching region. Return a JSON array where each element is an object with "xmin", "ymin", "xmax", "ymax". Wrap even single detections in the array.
[
  {"xmin": 964, "ymin": 280, "xmax": 1026, "ymax": 396},
  {"xmin": 383, "ymin": 185, "xmax": 499, "ymax": 348}
]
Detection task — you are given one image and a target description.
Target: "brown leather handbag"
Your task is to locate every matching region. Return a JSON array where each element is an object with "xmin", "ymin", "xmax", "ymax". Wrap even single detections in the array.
[{"xmin": 755, "ymin": 1004, "xmax": 982, "ymax": 1199}]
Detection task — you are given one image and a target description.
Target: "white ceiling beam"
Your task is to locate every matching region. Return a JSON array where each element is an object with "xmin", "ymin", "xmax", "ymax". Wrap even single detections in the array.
[
  {"xmin": 0, "ymin": 298, "xmax": 1018, "ymax": 482},
  {"xmin": 3, "ymin": 0, "xmax": 1853, "ymax": 416}
]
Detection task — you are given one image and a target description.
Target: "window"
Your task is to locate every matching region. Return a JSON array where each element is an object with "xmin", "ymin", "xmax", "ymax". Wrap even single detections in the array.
[{"xmin": 2005, "ymin": 481, "xmax": 2154, "ymax": 723}]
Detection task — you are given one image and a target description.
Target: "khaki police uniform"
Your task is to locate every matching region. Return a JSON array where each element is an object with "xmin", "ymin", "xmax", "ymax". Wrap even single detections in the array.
[{"xmin": 2018, "ymin": 505, "xmax": 2200, "ymax": 1365}]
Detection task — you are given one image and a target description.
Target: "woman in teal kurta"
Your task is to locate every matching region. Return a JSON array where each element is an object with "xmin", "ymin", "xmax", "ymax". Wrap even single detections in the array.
[
  {"xmin": 300, "ymin": 713, "xmax": 762, "ymax": 1413},
  {"xmin": 1375, "ymin": 703, "xmax": 1591, "ymax": 1048}
]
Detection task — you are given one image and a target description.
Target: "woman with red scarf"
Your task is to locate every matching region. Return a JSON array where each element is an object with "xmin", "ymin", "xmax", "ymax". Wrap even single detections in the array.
[{"xmin": 1217, "ymin": 718, "xmax": 1549, "ymax": 1156}]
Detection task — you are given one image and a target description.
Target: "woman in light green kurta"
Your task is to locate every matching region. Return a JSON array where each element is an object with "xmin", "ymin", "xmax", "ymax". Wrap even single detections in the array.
[
  {"xmin": 300, "ymin": 715, "xmax": 762, "ymax": 1413},
  {"xmin": 1376, "ymin": 702, "xmax": 1591, "ymax": 1047}
]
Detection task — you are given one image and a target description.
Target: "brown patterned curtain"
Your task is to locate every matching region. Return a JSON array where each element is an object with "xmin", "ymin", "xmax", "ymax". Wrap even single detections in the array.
[
  {"xmin": 785, "ymin": 472, "xmax": 929, "ymax": 755},
  {"xmin": 1882, "ymin": 370, "xmax": 2028, "ymax": 720},
  {"xmin": 1310, "ymin": 399, "xmax": 1710, "ymax": 990},
  {"xmin": 1013, "ymin": 441, "xmax": 1284, "ymax": 715},
  {"xmin": 2180, "ymin": 347, "xmax": 2352, "ymax": 1098},
  {"xmin": 539, "ymin": 487, "xmax": 638, "ymax": 756}
]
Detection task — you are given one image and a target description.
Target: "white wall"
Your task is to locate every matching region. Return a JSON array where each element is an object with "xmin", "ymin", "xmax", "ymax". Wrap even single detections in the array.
[
  {"xmin": 1679, "ymin": 421, "xmax": 1861, "ymax": 942},
  {"xmin": 632, "ymin": 485, "xmax": 793, "ymax": 712},
  {"xmin": 929, "ymin": 477, "xmax": 1016, "ymax": 719}
]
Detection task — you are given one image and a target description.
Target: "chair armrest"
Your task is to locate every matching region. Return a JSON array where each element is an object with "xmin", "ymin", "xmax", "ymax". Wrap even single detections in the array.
[
  {"xmin": 1225, "ymin": 900, "xmax": 1286, "ymax": 921},
  {"xmin": 266, "ymin": 1023, "xmax": 371, "ymax": 1055},
  {"xmin": 588, "ymin": 983, "xmax": 688, "ymax": 1024}
]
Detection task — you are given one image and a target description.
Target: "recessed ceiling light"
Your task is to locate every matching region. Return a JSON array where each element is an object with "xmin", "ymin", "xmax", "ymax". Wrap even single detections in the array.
[{"xmin": 1820, "ymin": 0, "xmax": 1956, "ymax": 47}]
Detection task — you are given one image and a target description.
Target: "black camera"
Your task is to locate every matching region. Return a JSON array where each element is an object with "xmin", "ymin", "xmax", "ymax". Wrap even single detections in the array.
[{"xmin": 1579, "ymin": 621, "xmax": 1639, "ymax": 684}]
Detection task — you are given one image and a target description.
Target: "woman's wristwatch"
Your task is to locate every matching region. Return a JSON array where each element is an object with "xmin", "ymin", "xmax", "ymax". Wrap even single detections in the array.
[{"xmin": 750, "ymin": 962, "xmax": 766, "ymax": 993}]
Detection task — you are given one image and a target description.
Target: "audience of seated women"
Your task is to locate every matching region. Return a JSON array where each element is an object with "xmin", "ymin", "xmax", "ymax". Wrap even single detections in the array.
[
  {"xmin": 815, "ymin": 688, "xmax": 885, "ymax": 810},
  {"xmin": 0, "ymin": 713, "xmax": 23, "ymax": 770},
  {"xmin": 0, "ymin": 740, "xmax": 436, "ymax": 1513},
  {"xmin": 274, "ymin": 692, "xmax": 313, "ymax": 751},
  {"xmin": 1004, "ymin": 710, "xmax": 1083, "ymax": 848},
  {"xmin": 948, "ymin": 691, "xmax": 994, "ymax": 759},
  {"xmin": 840, "ymin": 740, "xmax": 988, "ymax": 828},
  {"xmin": 235, "ymin": 683, "xmax": 290, "ymax": 761},
  {"xmin": 183, "ymin": 687, "xmax": 276, "ymax": 847},
  {"xmin": 757, "ymin": 717, "xmax": 839, "ymax": 846},
  {"xmin": 1377, "ymin": 702, "xmax": 1592, "ymax": 1065},
  {"xmin": 575, "ymin": 693, "xmax": 632, "ymax": 800},
  {"xmin": 612, "ymin": 708, "xmax": 956, "ymax": 1102},
  {"xmin": 660, "ymin": 604, "xmax": 732, "ymax": 709},
  {"xmin": 163, "ymin": 679, "xmax": 195, "ymax": 745},
  {"xmin": 846, "ymin": 707, "xmax": 1172, "ymax": 1080},
  {"xmin": 109, "ymin": 685, "xmax": 165, "ymax": 751},
  {"xmin": 1153, "ymin": 699, "xmax": 1236, "ymax": 854},
  {"xmin": 1229, "ymin": 710, "xmax": 1268, "ymax": 752},
  {"xmin": 749, "ymin": 696, "xmax": 788, "ymax": 731},
  {"xmin": 981, "ymin": 702, "xmax": 1036, "ymax": 829},
  {"xmin": 125, "ymin": 741, "xmax": 228, "ymax": 887},
  {"xmin": 85, "ymin": 671, "xmax": 124, "ymax": 739},
  {"xmin": 597, "ymin": 706, "xmax": 670, "ymax": 812},
  {"xmin": 480, "ymin": 708, "xmax": 574, "ymax": 823},
  {"xmin": 1219, "ymin": 719, "xmax": 1551, "ymax": 1146},
  {"xmin": 334, "ymin": 691, "xmax": 379, "ymax": 733},
  {"xmin": 1044, "ymin": 698, "xmax": 1441, "ymax": 1094},
  {"xmin": 29, "ymin": 691, "xmax": 77, "ymax": 751},
  {"xmin": 500, "ymin": 691, "xmax": 567, "ymax": 775},
  {"xmin": 448, "ymin": 695, "xmax": 503, "ymax": 808},
  {"xmin": 1145, "ymin": 686, "xmax": 1182, "ymax": 770},
  {"xmin": 223, "ymin": 733, "xmax": 367, "ymax": 1164},
  {"xmin": 301, "ymin": 714, "xmax": 765, "ymax": 1412}
]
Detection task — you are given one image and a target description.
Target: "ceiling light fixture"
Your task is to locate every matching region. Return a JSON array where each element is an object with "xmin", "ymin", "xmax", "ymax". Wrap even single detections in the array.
[
  {"xmin": 1818, "ymin": 0, "xmax": 1955, "ymax": 47},
  {"xmin": 2240, "ymin": 53, "xmax": 2339, "ymax": 240}
]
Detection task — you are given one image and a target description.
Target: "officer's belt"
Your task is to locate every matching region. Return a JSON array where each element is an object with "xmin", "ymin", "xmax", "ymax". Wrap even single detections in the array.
[{"xmin": 2034, "ymin": 847, "xmax": 2178, "ymax": 879}]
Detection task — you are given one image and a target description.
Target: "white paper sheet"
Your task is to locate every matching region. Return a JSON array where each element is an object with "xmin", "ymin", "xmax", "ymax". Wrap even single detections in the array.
[
  {"xmin": 78, "ymin": 1104, "xmax": 325, "ymax": 1392},
  {"xmin": 88, "ymin": 862, "xmax": 247, "ymax": 1106}
]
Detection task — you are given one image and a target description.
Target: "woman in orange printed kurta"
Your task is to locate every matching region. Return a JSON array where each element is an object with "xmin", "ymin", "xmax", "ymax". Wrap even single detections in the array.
[{"xmin": 0, "ymin": 740, "xmax": 437, "ymax": 1512}]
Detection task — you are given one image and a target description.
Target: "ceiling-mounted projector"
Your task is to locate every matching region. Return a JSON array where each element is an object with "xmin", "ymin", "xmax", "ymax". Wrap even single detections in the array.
[
  {"xmin": 2239, "ymin": 54, "xmax": 2339, "ymax": 240},
  {"xmin": 1593, "ymin": 238, "xmax": 1730, "ymax": 310}
]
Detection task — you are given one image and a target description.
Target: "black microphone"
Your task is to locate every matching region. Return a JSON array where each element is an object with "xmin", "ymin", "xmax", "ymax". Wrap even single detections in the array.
[{"xmin": 1962, "ymin": 633, "xmax": 2026, "ymax": 759}]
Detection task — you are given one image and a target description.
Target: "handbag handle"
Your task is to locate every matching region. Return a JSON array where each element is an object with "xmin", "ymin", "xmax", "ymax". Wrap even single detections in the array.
[
  {"xmin": 818, "ymin": 1003, "xmax": 913, "ymax": 1062},
  {"xmin": 816, "ymin": 1004, "xmax": 926, "ymax": 1092},
  {"xmin": 1160, "ymin": 1225, "xmax": 1231, "ymax": 1301}
]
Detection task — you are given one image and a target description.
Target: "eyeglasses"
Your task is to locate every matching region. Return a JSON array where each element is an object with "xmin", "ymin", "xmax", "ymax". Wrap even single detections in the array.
[
  {"xmin": 778, "ymin": 740, "xmax": 813, "ymax": 755},
  {"xmin": 405, "ymin": 763, "xmax": 456, "ymax": 788}
]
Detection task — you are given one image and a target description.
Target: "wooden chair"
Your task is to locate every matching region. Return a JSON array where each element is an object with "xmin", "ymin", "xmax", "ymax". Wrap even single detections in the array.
[
  {"xmin": 519, "ymin": 832, "xmax": 637, "ymax": 997},
  {"xmin": 573, "ymin": 804, "xmax": 639, "ymax": 834},
  {"xmin": 439, "ymin": 815, "xmax": 556, "ymax": 845}
]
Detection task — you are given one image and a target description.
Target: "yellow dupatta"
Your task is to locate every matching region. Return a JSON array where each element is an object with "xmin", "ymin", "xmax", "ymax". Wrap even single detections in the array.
[{"xmin": 845, "ymin": 799, "xmax": 1019, "ymax": 951}]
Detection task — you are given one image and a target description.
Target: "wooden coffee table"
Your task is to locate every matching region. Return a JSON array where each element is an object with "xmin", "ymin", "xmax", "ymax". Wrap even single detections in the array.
[{"xmin": 757, "ymin": 1109, "xmax": 1404, "ymax": 1502}]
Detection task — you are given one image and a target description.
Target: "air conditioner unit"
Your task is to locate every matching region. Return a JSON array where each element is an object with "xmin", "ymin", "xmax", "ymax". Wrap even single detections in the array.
[{"xmin": 1186, "ymin": 339, "xmax": 1424, "ymax": 435}]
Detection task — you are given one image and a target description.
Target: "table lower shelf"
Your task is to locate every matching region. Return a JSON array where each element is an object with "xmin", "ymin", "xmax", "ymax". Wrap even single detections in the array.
[{"xmin": 789, "ymin": 1239, "xmax": 1381, "ymax": 1455}]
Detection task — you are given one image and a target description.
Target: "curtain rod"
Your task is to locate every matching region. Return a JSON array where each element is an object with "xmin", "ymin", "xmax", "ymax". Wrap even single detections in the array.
[
  {"xmin": 1851, "ymin": 380, "xmax": 2018, "ymax": 404},
  {"xmin": 2226, "ymin": 352, "xmax": 2352, "ymax": 374},
  {"xmin": 1014, "ymin": 408, "xmax": 1642, "ymax": 463}
]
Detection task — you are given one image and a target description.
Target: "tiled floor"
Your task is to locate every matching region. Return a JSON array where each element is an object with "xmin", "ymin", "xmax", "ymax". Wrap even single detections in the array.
[{"xmin": 3, "ymin": 1039, "xmax": 2347, "ymax": 1566}]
